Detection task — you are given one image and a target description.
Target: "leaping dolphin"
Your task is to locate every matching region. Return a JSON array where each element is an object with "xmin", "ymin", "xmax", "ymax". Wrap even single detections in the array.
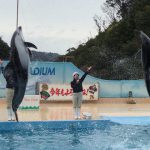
[
  {"xmin": 10, "ymin": 26, "xmax": 37, "ymax": 121},
  {"xmin": 140, "ymin": 31, "xmax": 150, "ymax": 96}
]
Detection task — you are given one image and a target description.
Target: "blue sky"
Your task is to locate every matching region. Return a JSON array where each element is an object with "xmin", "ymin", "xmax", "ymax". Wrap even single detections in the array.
[{"xmin": 0, "ymin": 0, "xmax": 105, "ymax": 54}]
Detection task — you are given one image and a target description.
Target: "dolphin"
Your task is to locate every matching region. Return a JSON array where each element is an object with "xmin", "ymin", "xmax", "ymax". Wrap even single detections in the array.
[
  {"xmin": 10, "ymin": 26, "xmax": 37, "ymax": 121},
  {"xmin": 140, "ymin": 31, "xmax": 150, "ymax": 96}
]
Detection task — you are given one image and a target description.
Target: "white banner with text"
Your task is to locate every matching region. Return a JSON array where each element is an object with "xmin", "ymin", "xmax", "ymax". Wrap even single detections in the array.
[{"xmin": 38, "ymin": 83, "xmax": 99, "ymax": 101}]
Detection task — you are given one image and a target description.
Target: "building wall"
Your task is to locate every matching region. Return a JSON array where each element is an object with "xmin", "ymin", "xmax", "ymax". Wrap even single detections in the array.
[{"xmin": 0, "ymin": 61, "xmax": 148, "ymax": 98}]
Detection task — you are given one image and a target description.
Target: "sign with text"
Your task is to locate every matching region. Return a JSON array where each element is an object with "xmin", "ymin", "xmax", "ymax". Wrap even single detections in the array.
[
  {"xmin": 19, "ymin": 95, "xmax": 40, "ymax": 110},
  {"xmin": 38, "ymin": 83, "xmax": 99, "ymax": 101}
]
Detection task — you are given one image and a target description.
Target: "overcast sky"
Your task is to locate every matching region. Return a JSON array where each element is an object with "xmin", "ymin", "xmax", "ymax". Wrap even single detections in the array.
[{"xmin": 0, "ymin": 0, "xmax": 106, "ymax": 54}]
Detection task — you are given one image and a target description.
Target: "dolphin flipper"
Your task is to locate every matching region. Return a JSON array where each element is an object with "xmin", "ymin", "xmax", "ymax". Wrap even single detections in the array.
[{"xmin": 24, "ymin": 42, "xmax": 37, "ymax": 49}]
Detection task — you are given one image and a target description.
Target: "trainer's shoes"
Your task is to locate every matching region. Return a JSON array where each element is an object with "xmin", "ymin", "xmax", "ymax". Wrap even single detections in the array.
[
  {"xmin": 7, "ymin": 109, "xmax": 16, "ymax": 121},
  {"xmin": 77, "ymin": 108, "xmax": 81, "ymax": 120},
  {"xmin": 74, "ymin": 108, "xmax": 78, "ymax": 120},
  {"xmin": 8, "ymin": 117, "xmax": 12, "ymax": 121},
  {"xmin": 77, "ymin": 117, "xmax": 81, "ymax": 120},
  {"xmin": 7, "ymin": 109, "xmax": 12, "ymax": 121}
]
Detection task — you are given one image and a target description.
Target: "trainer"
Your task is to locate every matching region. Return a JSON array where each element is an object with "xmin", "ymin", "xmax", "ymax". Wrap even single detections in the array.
[
  {"xmin": 71, "ymin": 66, "xmax": 92, "ymax": 119},
  {"xmin": 0, "ymin": 55, "xmax": 17, "ymax": 121}
]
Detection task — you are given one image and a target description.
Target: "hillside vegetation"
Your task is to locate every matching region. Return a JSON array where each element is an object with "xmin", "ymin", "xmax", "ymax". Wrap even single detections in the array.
[{"xmin": 65, "ymin": 0, "xmax": 150, "ymax": 80}]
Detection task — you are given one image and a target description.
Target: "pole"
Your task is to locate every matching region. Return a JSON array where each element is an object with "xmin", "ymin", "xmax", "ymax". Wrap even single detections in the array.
[{"xmin": 16, "ymin": 0, "xmax": 19, "ymax": 28}]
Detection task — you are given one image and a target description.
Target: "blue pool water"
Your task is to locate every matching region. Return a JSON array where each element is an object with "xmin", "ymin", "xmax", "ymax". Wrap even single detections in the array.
[{"xmin": 0, "ymin": 118, "xmax": 150, "ymax": 150}]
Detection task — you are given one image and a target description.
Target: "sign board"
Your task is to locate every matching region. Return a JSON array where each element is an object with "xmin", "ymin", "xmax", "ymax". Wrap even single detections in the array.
[
  {"xmin": 19, "ymin": 95, "xmax": 40, "ymax": 110},
  {"xmin": 38, "ymin": 83, "xmax": 99, "ymax": 101}
]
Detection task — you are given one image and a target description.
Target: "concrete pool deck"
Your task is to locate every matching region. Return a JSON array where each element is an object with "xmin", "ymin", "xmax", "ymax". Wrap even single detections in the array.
[{"xmin": 0, "ymin": 98, "xmax": 150, "ymax": 121}]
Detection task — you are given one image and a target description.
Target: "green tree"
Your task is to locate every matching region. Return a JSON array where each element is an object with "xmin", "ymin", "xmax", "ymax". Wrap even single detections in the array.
[
  {"xmin": 64, "ymin": 0, "xmax": 150, "ymax": 80},
  {"xmin": 0, "ymin": 37, "xmax": 10, "ymax": 60}
]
